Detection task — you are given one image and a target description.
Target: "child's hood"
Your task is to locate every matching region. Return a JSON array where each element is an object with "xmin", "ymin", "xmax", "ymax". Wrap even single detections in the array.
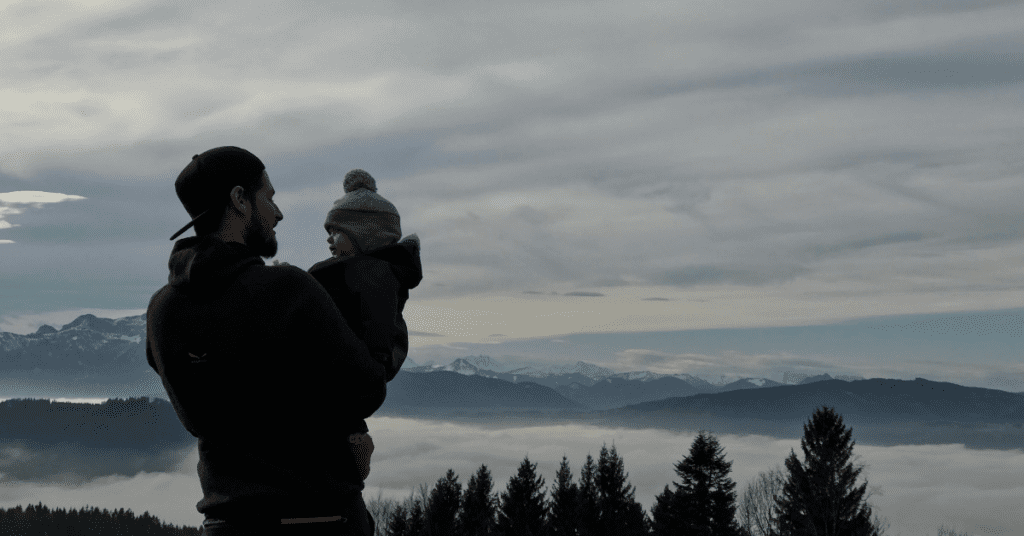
[{"xmin": 367, "ymin": 233, "xmax": 422, "ymax": 290}]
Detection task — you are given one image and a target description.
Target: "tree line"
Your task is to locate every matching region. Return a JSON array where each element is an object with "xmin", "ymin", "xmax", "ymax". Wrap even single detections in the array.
[
  {"xmin": 0, "ymin": 405, "xmax": 974, "ymax": 536},
  {"xmin": 0, "ymin": 396, "xmax": 190, "ymax": 449},
  {"xmin": 367, "ymin": 406, "xmax": 970, "ymax": 536},
  {"xmin": 0, "ymin": 502, "xmax": 201, "ymax": 536}
]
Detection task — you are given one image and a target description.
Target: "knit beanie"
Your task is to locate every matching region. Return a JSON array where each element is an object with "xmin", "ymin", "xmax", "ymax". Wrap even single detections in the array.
[{"xmin": 325, "ymin": 169, "xmax": 401, "ymax": 254}]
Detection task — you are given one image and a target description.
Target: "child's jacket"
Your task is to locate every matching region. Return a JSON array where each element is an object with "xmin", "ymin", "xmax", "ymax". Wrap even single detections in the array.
[{"xmin": 309, "ymin": 234, "xmax": 422, "ymax": 401}]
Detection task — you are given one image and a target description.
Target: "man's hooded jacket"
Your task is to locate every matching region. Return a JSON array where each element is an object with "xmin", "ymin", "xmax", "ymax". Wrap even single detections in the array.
[{"xmin": 146, "ymin": 235, "xmax": 386, "ymax": 520}]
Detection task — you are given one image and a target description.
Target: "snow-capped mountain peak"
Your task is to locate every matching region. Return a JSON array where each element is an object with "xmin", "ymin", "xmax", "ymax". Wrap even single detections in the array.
[
  {"xmin": 0, "ymin": 314, "xmax": 149, "ymax": 379},
  {"xmin": 546, "ymin": 361, "xmax": 616, "ymax": 381},
  {"xmin": 446, "ymin": 358, "xmax": 481, "ymax": 376},
  {"xmin": 460, "ymin": 355, "xmax": 515, "ymax": 373},
  {"xmin": 506, "ymin": 365, "xmax": 546, "ymax": 377},
  {"xmin": 669, "ymin": 373, "xmax": 715, "ymax": 389},
  {"xmin": 608, "ymin": 371, "xmax": 666, "ymax": 382}
]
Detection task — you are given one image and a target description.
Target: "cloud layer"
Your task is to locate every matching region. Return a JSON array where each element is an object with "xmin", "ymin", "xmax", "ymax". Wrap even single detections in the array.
[{"xmin": 2, "ymin": 417, "xmax": 1020, "ymax": 536}]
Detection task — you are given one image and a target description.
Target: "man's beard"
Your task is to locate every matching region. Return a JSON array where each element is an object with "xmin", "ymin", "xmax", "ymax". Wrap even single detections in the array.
[{"xmin": 244, "ymin": 217, "xmax": 278, "ymax": 259}]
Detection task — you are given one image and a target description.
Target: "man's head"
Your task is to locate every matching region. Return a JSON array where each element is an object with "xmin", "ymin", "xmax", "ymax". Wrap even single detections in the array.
[
  {"xmin": 233, "ymin": 170, "xmax": 282, "ymax": 258},
  {"xmin": 171, "ymin": 146, "xmax": 283, "ymax": 258}
]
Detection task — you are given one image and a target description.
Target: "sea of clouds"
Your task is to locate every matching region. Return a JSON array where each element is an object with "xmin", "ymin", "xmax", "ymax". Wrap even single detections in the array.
[{"xmin": 1, "ymin": 417, "xmax": 1021, "ymax": 535}]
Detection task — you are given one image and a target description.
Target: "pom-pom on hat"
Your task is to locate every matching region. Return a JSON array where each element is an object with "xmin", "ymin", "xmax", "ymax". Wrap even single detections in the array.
[
  {"xmin": 325, "ymin": 169, "xmax": 401, "ymax": 254},
  {"xmin": 170, "ymin": 146, "xmax": 266, "ymax": 240}
]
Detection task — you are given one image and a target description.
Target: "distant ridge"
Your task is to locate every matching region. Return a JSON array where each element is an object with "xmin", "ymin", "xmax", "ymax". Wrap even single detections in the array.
[
  {"xmin": 400, "ymin": 355, "xmax": 836, "ymax": 408},
  {"xmin": 613, "ymin": 377, "xmax": 1024, "ymax": 423},
  {"xmin": 379, "ymin": 370, "xmax": 582, "ymax": 411},
  {"xmin": 373, "ymin": 370, "xmax": 1024, "ymax": 449}
]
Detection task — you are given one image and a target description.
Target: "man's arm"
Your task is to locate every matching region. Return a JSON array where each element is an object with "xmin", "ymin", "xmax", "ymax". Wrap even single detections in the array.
[{"xmin": 284, "ymin": 266, "xmax": 388, "ymax": 418}]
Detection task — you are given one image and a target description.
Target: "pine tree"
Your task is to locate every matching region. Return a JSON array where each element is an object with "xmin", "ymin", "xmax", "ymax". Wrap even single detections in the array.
[
  {"xmin": 577, "ymin": 454, "xmax": 600, "ymax": 536},
  {"xmin": 496, "ymin": 455, "xmax": 548, "ymax": 536},
  {"xmin": 458, "ymin": 464, "xmax": 498, "ymax": 536},
  {"xmin": 655, "ymin": 430, "xmax": 743, "ymax": 536},
  {"xmin": 649, "ymin": 484, "xmax": 679, "ymax": 536},
  {"xmin": 595, "ymin": 443, "xmax": 648, "ymax": 536},
  {"xmin": 546, "ymin": 455, "xmax": 580, "ymax": 536},
  {"xmin": 774, "ymin": 406, "xmax": 880, "ymax": 536},
  {"xmin": 387, "ymin": 504, "xmax": 410, "ymax": 536},
  {"xmin": 408, "ymin": 496, "xmax": 426, "ymax": 536},
  {"xmin": 426, "ymin": 469, "xmax": 462, "ymax": 536}
]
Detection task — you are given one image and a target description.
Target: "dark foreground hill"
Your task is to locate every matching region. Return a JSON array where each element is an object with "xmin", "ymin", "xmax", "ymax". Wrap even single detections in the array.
[
  {"xmin": 614, "ymin": 377, "xmax": 1024, "ymax": 423},
  {"xmin": 0, "ymin": 396, "xmax": 194, "ymax": 485},
  {"xmin": 588, "ymin": 377, "xmax": 1024, "ymax": 450},
  {"xmin": 553, "ymin": 376, "xmax": 707, "ymax": 410}
]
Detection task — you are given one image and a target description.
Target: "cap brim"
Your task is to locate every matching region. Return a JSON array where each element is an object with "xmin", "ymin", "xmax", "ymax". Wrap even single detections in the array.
[{"xmin": 169, "ymin": 208, "xmax": 210, "ymax": 240}]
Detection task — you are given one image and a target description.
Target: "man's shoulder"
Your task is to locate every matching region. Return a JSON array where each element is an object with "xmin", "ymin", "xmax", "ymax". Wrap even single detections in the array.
[
  {"xmin": 145, "ymin": 284, "xmax": 174, "ymax": 322},
  {"xmin": 244, "ymin": 263, "xmax": 324, "ymax": 293},
  {"xmin": 146, "ymin": 264, "xmax": 323, "ymax": 313}
]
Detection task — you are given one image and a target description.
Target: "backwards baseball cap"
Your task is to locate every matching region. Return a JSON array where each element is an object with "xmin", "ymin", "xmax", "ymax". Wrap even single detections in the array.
[{"xmin": 170, "ymin": 146, "xmax": 266, "ymax": 240}]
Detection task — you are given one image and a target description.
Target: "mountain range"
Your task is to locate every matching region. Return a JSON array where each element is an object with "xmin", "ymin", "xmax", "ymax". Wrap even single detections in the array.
[
  {"xmin": 0, "ymin": 313, "xmax": 879, "ymax": 402},
  {"xmin": 1, "ymin": 312, "xmax": 1023, "ymax": 486},
  {"xmin": 1, "ymin": 313, "xmax": 1022, "ymax": 424},
  {"xmin": 401, "ymin": 355, "xmax": 870, "ymax": 410},
  {"xmin": 0, "ymin": 314, "xmax": 145, "ymax": 374}
]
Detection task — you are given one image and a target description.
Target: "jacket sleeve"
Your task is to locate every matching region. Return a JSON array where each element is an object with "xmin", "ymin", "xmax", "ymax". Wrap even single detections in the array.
[
  {"xmin": 286, "ymin": 267, "xmax": 388, "ymax": 420},
  {"xmin": 347, "ymin": 258, "xmax": 403, "ymax": 381}
]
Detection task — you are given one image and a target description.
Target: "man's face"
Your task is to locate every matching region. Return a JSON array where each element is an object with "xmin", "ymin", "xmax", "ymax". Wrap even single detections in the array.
[{"xmin": 243, "ymin": 171, "xmax": 283, "ymax": 259}]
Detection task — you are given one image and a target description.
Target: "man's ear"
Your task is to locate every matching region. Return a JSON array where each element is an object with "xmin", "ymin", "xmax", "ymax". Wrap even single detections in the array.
[{"xmin": 228, "ymin": 185, "xmax": 247, "ymax": 215}]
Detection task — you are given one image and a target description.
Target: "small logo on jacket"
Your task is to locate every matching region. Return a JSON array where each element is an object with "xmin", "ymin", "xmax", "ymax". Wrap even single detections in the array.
[{"xmin": 188, "ymin": 351, "xmax": 208, "ymax": 363}]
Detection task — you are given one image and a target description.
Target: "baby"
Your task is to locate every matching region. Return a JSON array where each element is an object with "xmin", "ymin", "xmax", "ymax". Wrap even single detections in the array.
[{"xmin": 307, "ymin": 169, "xmax": 422, "ymax": 481}]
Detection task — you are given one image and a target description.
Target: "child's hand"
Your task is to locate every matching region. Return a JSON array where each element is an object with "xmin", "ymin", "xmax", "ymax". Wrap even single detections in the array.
[
  {"xmin": 271, "ymin": 260, "xmax": 291, "ymax": 267},
  {"xmin": 349, "ymin": 432, "xmax": 374, "ymax": 480}
]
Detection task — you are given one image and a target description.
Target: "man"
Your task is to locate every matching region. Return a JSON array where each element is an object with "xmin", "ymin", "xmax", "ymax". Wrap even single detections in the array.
[{"xmin": 146, "ymin": 146, "xmax": 384, "ymax": 536}]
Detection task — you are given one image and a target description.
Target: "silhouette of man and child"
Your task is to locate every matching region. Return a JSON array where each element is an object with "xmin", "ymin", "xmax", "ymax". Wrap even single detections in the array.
[{"xmin": 146, "ymin": 146, "xmax": 423, "ymax": 536}]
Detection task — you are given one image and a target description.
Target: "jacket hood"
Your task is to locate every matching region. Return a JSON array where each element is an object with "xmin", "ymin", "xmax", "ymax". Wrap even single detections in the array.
[
  {"xmin": 371, "ymin": 233, "xmax": 422, "ymax": 290},
  {"xmin": 168, "ymin": 235, "xmax": 265, "ymax": 295}
]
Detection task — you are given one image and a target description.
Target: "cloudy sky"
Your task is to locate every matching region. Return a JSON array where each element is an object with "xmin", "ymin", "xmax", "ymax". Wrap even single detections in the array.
[{"xmin": 2, "ymin": 0, "xmax": 1024, "ymax": 388}]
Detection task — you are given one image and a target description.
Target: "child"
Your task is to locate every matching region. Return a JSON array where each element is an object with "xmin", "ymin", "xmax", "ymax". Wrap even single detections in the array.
[{"xmin": 307, "ymin": 169, "xmax": 423, "ymax": 481}]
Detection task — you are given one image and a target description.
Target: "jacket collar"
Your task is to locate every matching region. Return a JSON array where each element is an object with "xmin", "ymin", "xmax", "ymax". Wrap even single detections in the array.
[{"xmin": 168, "ymin": 235, "xmax": 264, "ymax": 294}]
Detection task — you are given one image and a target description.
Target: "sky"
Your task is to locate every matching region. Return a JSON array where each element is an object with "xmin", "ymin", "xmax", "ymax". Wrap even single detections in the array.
[
  {"xmin": 2, "ymin": 416, "xmax": 1021, "ymax": 536},
  {"xmin": 2, "ymin": 0, "xmax": 1024, "ymax": 388}
]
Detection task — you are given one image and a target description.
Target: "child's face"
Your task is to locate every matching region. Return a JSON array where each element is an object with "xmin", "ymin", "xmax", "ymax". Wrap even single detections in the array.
[{"xmin": 327, "ymin": 226, "xmax": 356, "ymax": 257}]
